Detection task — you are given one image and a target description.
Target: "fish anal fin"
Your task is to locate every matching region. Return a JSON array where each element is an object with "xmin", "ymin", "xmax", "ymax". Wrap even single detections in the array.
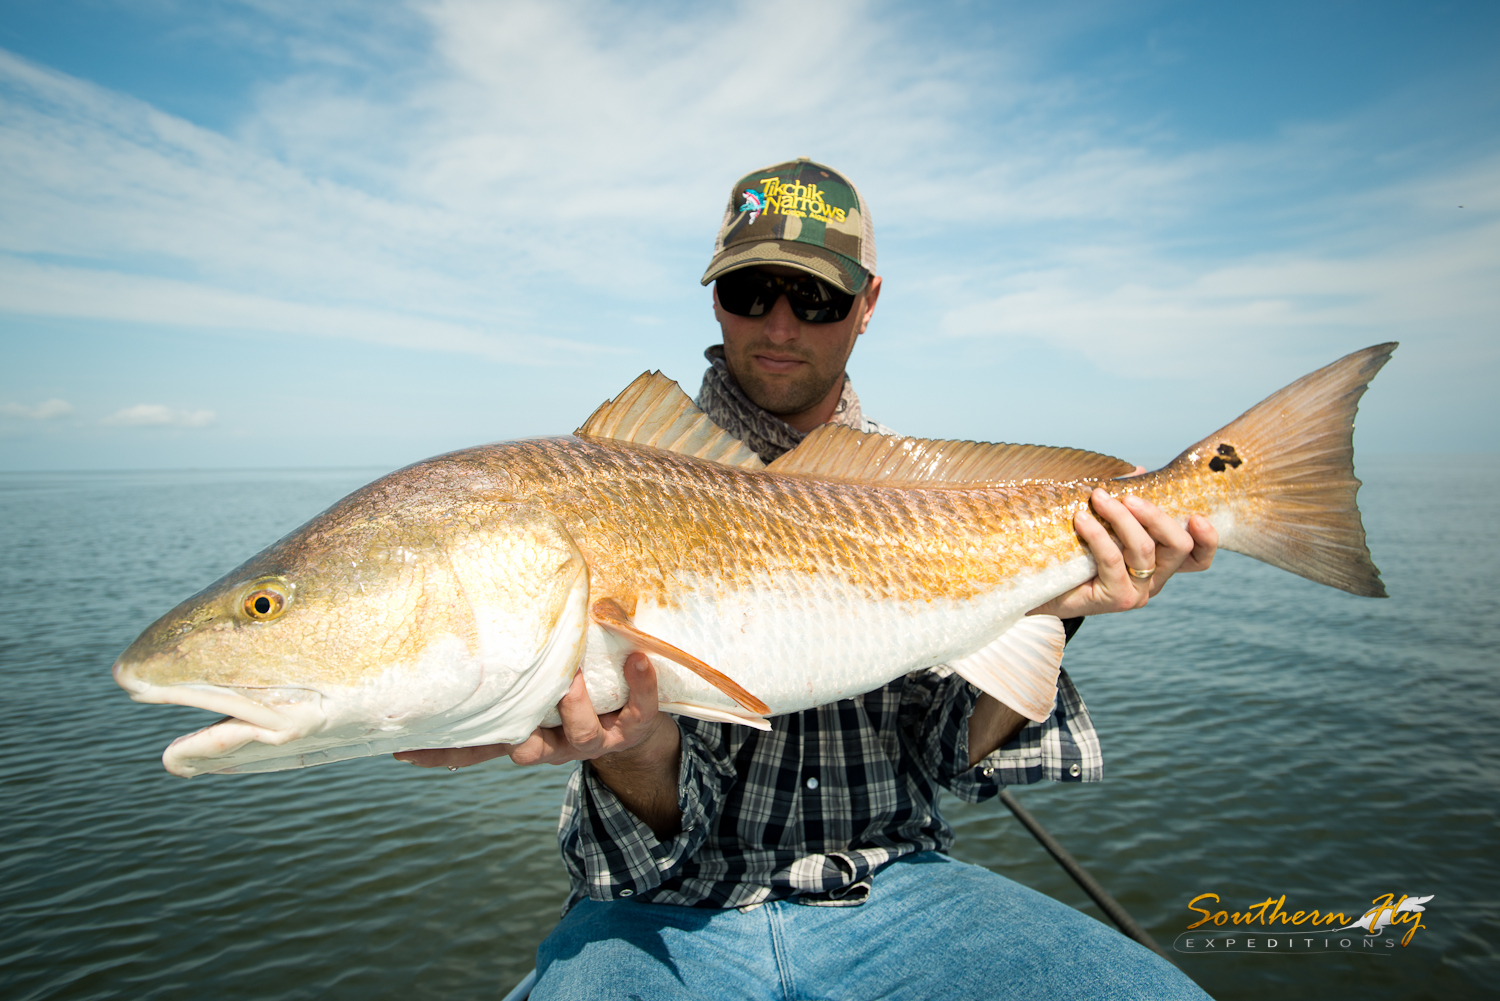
[
  {"xmin": 766, "ymin": 425, "xmax": 1135, "ymax": 485},
  {"xmin": 949, "ymin": 616, "xmax": 1066, "ymax": 723},
  {"xmin": 576, "ymin": 372, "xmax": 765, "ymax": 471},
  {"xmin": 589, "ymin": 598, "xmax": 771, "ymax": 716},
  {"xmin": 659, "ymin": 701, "xmax": 773, "ymax": 730}
]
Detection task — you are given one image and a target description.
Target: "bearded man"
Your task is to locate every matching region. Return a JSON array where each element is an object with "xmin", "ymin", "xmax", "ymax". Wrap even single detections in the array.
[{"xmin": 402, "ymin": 159, "xmax": 1216, "ymax": 1001}]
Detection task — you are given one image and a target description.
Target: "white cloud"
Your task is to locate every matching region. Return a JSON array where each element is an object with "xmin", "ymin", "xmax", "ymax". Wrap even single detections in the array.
[
  {"xmin": 0, "ymin": 255, "xmax": 601, "ymax": 363},
  {"xmin": 0, "ymin": 2, "xmax": 1188, "ymax": 346},
  {"xmin": 935, "ymin": 158, "xmax": 1500, "ymax": 379},
  {"xmin": 0, "ymin": 398, "xmax": 73, "ymax": 419},
  {"xmin": 103, "ymin": 404, "xmax": 216, "ymax": 428},
  {"xmin": 0, "ymin": 0, "xmax": 1493, "ymax": 401}
]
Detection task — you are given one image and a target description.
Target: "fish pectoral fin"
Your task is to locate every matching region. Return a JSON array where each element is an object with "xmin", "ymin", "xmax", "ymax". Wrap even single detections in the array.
[
  {"xmin": 949, "ymin": 616, "xmax": 1066, "ymax": 723},
  {"xmin": 659, "ymin": 701, "xmax": 773, "ymax": 731},
  {"xmin": 589, "ymin": 598, "xmax": 771, "ymax": 716}
]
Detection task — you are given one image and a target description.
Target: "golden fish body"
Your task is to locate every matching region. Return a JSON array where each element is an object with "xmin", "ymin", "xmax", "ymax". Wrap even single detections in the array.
[{"xmin": 113, "ymin": 345, "xmax": 1393, "ymax": 776}]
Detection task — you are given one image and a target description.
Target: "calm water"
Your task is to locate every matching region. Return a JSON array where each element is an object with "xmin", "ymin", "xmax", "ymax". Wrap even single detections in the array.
[{"xmin": 0, "ymin": 458, "xmax": 1495, "ymax": 999}]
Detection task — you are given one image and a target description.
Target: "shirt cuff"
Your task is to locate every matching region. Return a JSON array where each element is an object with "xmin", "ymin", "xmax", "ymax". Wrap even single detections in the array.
[
  {"xmin": 563, "ymin": 722, "xmax": 737, "ymax": 904},
  {"xmin": 948, "ymin": 668, "xmax": 1103, "ymax": 802}
]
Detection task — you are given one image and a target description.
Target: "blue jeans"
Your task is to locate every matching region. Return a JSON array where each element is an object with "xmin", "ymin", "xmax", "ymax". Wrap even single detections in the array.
[{"xmin": 533, "ymin": 853, "xmax": 1210, "ymax": 1000}]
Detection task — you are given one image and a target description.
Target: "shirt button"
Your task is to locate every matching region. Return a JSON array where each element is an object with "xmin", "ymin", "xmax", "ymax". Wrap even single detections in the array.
[
  {"xmin": 805, "ymin": 776, "xmax": 819, "ymax": 790},
  {"xmin": 619, "ymin": 888, "xmax": 634, "ymax": 897},
  {"xmin": 981, "ymin": 766, "xmax": 995, "ymax": 778},
  {"xmin": 1069, "ymin": 763, "xmax": 1082, "ymax": 777}
]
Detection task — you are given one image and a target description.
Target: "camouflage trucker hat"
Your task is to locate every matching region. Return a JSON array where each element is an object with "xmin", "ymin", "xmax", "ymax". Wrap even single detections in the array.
[{"xmin": 701, "ymin": 158, "xmax": 876, "ymax": 294}]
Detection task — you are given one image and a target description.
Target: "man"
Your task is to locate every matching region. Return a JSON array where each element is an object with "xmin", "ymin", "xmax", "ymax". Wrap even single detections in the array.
[{"xmin": 401, "ymin": 159, "xmax": 1217, "ymax": 999}]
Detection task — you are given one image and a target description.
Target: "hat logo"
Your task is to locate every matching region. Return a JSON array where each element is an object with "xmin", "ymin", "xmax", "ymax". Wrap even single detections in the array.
[
  {"xmin": 739, "ymin": 189, "xmax": 766, "ymax": 224},
  {"xmin": 751, "ymin": 177, "xmax": 847, "ymax": 225}
]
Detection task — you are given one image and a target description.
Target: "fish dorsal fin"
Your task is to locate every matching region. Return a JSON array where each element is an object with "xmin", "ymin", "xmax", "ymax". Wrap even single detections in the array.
[
  {"xmin": 576, "ymin": 371, "xmax": 765, "ymax": 470},
  {"xmin": 766, "ymin": 425, "xmax": 1135, "ymax": 485}
]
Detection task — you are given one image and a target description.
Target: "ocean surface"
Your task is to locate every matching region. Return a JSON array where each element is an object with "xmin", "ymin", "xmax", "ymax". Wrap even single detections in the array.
[{"xmin": 0, "ymin": 457, "xmax": 1495, "ymax": 1000}]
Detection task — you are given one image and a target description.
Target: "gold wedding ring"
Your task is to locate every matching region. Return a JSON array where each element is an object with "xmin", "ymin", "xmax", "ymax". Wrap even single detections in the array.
[{"xmin": 1126, "ymin": 565, "xmax": 1157, "ymax": 580}]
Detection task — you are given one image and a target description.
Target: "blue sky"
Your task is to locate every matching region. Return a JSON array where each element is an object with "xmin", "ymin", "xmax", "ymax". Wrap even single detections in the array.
[{"xmin": 1, "ymin": 0, "xmax": 1496, "ymax": 470}]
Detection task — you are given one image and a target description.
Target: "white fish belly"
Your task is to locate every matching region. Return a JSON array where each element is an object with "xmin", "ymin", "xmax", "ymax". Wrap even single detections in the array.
[{"xmin": 583, "ymin": 557, "xmax": 1097, "ymax": 717}]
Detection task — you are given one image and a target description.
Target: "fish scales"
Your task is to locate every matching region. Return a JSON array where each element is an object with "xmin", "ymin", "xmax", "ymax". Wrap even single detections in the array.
[{"xmin": 493, "ymin": 436, "xmax": 1092, "ymax": 609}]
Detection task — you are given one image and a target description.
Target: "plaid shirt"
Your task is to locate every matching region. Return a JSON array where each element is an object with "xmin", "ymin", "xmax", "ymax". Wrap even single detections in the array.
[{"xmin": 556, "ymin": 382, "xmax": 1103, "ymax": 914}]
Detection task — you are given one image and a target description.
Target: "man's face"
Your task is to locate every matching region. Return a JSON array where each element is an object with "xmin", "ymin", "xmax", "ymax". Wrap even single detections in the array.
[{"xmin": 713, "ymin": 265, "xmax": 882, "ymax": 424}]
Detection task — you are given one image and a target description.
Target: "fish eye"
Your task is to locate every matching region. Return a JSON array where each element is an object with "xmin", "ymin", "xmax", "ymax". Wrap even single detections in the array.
[{"xmin": 242, "ymin": 582, "xmax": 288, "ymax": 622}]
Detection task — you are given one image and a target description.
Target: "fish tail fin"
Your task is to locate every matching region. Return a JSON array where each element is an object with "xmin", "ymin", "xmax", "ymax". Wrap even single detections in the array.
[{"xmin": 1155, "ymin": 342, "xmax": 1396, "ymax": 597}]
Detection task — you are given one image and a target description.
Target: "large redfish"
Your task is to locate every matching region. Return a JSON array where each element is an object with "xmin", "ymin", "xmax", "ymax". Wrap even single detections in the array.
[{"xmin": 113, "ymin": 344, "xmax": 1394, "ymax": 776}]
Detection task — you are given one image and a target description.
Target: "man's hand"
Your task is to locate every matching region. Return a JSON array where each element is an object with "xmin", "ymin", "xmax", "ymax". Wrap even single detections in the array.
[
  {"xmin": 394, "ymin": 652, "xmax": 673, "ymax": 770},
  {"xmin": 393, "ymin": 654, "xmax": 684, "ymax": 837},
  {"xmin": 1028, "ymin": 487, "xmax": 1218, "ymax": 619}
]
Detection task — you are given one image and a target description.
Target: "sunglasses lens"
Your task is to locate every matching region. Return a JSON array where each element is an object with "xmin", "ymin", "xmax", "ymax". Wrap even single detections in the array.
[
  {"xmin": 716, "ymin": 271, "xmax": 856, "ymax": 324},
  {"xmin": 715, "ymin": 271, "xmax": 776, "ymax": 317},
  {"xmin": 784, "ymin": 276, "xmax": 854, "ymax": 323}
]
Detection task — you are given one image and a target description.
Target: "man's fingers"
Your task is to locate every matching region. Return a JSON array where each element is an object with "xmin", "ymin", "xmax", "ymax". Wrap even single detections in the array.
[
  {"xmin": 1184, "ymin": 514, "xmax": 1219, "ymax": 572},
  {"xmin": 1073, "ymin": 507, "xmax": 1125, "ymax": 587},
  {"xmin": 1121, "ymin": 494, "xmax": 1195, "ymax": 594},
  {"xmin": 393, "ymin": 742, "xmax": 514, "ymax": 769},
  {"xmin": 1122, "ymin": 493, "xmax": 1191, "ymax": 557},
  {"xmin": 1043, "ymin": 492, "xmax": 1220, "ymax": 619},
  {"xmin": 1073, "ymin": 507, "xmax": 1119, "ymax": 572},
  {"xmin": 509, "ymin": 727, "xmax": 576, "ymax": 767},
  {"xmin": 1119, "ymin": 496, "xmax": 1218, "ymax": 580},
  {"xmin": 556, "ymin": 670, "xmax": 606, "ymax": 754},
  {"xmin": 615, "ymin": 652, "xmax": 659, "ymax": 729},
  {"xmin": 1069, "ymin": 508, "xmax": 1132, "ymax": 613},
  {"xmin": 403, "ymin": 655, "xmax": 683, "ymax": 772},
  {"xmin": 1090, "ymin": 489, "xmax": 1156, "ymax": 581}
]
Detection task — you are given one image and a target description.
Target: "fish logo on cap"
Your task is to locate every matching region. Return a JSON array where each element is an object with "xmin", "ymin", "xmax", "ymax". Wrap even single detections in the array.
[{"xmin": 739, "ymin": 189, "xmax": 766, "ymax": 224}]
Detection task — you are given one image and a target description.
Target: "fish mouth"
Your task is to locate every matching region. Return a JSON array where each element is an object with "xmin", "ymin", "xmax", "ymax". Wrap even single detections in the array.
[{"xmin": 113, "ymin": 659, "xmax": 328, "ymax": 777}]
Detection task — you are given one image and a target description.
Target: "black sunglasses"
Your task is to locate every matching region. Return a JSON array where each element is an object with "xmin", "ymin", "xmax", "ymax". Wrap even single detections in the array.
[{"xmin": 715, "ymin": 269, "xmax": 857, "ymax": 324}]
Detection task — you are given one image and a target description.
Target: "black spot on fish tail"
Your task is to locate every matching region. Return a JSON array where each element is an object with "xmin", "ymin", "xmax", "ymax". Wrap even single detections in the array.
[{"xmin": 1209, "ymin": 443, "xmax": 1244, "ymax": 473}]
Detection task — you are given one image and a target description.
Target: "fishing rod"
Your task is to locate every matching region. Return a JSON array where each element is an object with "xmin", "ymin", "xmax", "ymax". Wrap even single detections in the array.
[{"xmin": 996, "ymin": 788, "xmax": 1174, "ymax": 963}]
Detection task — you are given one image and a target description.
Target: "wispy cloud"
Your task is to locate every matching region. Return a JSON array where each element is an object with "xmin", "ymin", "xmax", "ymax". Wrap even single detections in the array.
[
  {"xmin": 936, "ymin": 171, "xmax": 1500, "ymax": 379},
  {"xmin": 102, "ymin": 404, "xmax": 216, "ymax": 428},
  {"xmin": 0, "ymin": 1, "xmax": 1206, "ymax": 351},
  {"xmin": 0, "ymin": 256, "xmax": 600, "ymax": 362},
  {"xmin": 0, "ymin": 0, "xmax": 1495, "ymax": 465},
  {"xmin": 0, "ymin": 398, "xmax": 74, "ymax": 419}
]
